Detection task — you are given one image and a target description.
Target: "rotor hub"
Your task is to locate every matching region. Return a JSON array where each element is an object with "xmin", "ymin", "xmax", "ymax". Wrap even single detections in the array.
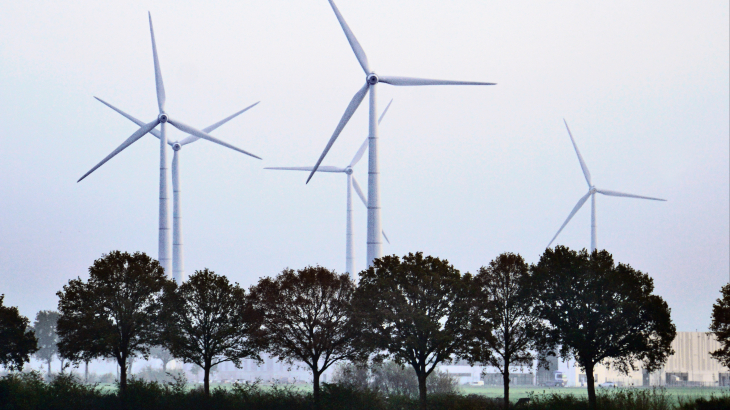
[
  {"xmin": 172, "ymin": 143, "xmax": 181, "ymax": 151},
  {"xmin": 158, "ymin": 113, "xmax": 168, "ymax": 123},
  {"xmin": 367, "ymin": 73, "xmax": 379, "ymax": 85},
  {"xmin": 345, "ymin": 167, "xmax": 353, "ymax": 175}
]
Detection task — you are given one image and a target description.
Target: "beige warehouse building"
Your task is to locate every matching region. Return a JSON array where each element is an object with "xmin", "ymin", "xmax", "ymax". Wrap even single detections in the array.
[{"xmin": 575, "ymin": 332, "xmax": 730, "ymax": 387}]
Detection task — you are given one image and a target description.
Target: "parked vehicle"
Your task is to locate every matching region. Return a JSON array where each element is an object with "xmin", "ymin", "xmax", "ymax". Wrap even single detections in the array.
[{"xmin": 598, "ymin": 382, "xmax": 616, "ymax": 388}]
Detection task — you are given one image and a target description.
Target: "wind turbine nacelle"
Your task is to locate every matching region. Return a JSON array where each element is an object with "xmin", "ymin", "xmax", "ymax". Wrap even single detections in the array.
[
  {"xmin": 172, "ymin": 142, "xmax": 181, "ymax": 151},
  {"xmin": 367, "ymin": 73, "xmax": 379, "ymax": 85},
  {"xmin": 158, "ymin": 113, "xmax": 169, "ymax": 123}
]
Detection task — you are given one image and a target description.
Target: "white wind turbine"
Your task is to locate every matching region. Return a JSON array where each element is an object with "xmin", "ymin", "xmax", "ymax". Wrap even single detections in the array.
[
  {"xmin": 307, "ymin": 0, "xmax": 495, "ymax": 267},
  {"xmin": 547, "ymin": 119, "xmax": 666, "ymax": 252},
  {"xmin": 267, "ymin": 100, "xmax": 393, "ymax": 275},
  {"xmin": 78, "ymin": 13, "xmax": 261, "ymax": 277},
  {"xmin": 92, "ymin": 97, "xmax": 260, "ymax": 282}
]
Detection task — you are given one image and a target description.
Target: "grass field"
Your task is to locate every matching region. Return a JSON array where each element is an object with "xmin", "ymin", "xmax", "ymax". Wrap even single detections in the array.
[{"xmin": 458, "ymin": 385, "xmax": 730, "ymax": 402}]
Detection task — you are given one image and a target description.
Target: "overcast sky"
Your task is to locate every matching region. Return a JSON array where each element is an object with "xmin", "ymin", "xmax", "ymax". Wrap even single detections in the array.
[{"xmin": 0, "ymin": 1, "xmax": 727, "ymax": 332}]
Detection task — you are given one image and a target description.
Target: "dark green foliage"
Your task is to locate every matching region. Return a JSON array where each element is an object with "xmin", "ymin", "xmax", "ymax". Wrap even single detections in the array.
[
  {"xmin": 709, "ymin": 283, "xmax": 730, "ymax": 368},
  {"xmin": 0, "ymin": 295, "xmax": 38, "ymax": 371},
  {"xmin": 2, "ymin": 374, "xmax": 727, "ymax": 410},
  {"xmin": 678, "ymin": 393, "xmax": 730, "ymax": 410},
  {"xmin": 32, "ymin": 311, "xmax": 60, "ymax": 377},
  {"xmin": 464, "ymin": 252, "xmax": 543, "ymax": 409},
  {"xmin": 530, "ymin": 247, "xmax": 676, "ymax": 409},
  {"xmin": 353, "ymin": 252, "xmax": 470, "ymax": 410},
  {"xmin": 249, "ymin": 266, "xmax": 367, "ymax": 403},
  {"xmin": 56, "ymin": 250, "xmax": 174, "ymax": 393},
  {"xmin": 160, "ymin": 268, "xmax": 261, "ymax": 396}
]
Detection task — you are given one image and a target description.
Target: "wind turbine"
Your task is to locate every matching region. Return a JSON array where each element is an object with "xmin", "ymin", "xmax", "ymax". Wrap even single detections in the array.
[
  {"xmin": 92, "ymin": 97, "xmax": 260, "ymax": 283},
  {"xmin": 307, "ymin": 0, "xmax": 495, "ymax": 267},
  {"xmin": 547, "ymin": 119, "xmax": 666, "ymax": 252},
  {"xmin": 77, "ymin": 13, "xmax": 261, "ymax": 277},
  {"xmin": 267, "ymin": 100, "xmax": 393, "ymax": 275}
]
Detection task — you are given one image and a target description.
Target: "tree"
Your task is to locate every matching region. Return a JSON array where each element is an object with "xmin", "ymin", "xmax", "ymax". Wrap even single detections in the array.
[
  {"xmin": 150, "ymin": 346, "xmax": 174, "ymax": 372},
  {"xmin": 530, "ymin": 246, "xmax": 676, "ymax": 410},
  {"xmin": 249, "ymin": 266, "xmax": 367, "ymax": 404},
  {"xmin": 160, "ymin": 269, "xmax": 262, "ymax": 396},
  {"xmin": 464, "ymin": 253, "xmax": 543, "ymax": 409},
  {"xmin": 710, "ymin": 283, "xmax": 730, "ymax": 367},
  {"xmin": 56, "ymin": 251, "xmax": 172, "ymax": 393},
  {"xmin": 0, "ymin": 295, "xmax": 38, "ymax": 371},
  {"xmin": 353, "ymin": 253, "xmax": 470, "ymax": 410},
  {"xmin": 33, "ymin": 310, "xmax": 60, "ymax": 377}
]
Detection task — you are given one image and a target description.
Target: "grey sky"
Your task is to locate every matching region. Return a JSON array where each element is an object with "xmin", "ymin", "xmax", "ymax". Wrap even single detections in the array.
[{"xmin": 0, "ymin": 1, "xmax": 727, "ymax": 333}]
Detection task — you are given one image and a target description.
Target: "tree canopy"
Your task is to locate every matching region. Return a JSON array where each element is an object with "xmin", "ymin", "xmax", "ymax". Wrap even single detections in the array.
[
  {"xmin": 710, "ymin": 282, "xmax": 730, "ymax": 367},
  {"xmin": 464, "ymin": 252, "xmax": 543, "ymax": 409},
  {"xmin": 56, "ymin": 251, "xmax": 172, "ymax": 392},
  {"xmin": 249, "ymin": 266, "xmax": 366, "ymax": 403},
  {"xmin": 33, "ymin": 310, "xmax": 60, "ymax": 376},
  {"xmin": 0, "ymin": 295, "xmax": 38, "ymax": 371},
  {"xmin": 530, "ymin": 246, "xmax": 676, "ymax": 410},
  {"xmin": 160, "ymin": 268, "xmax": 262, "ymax": 395},
  {"xmin": 353, "ymin": 252, "xmax": 469, "ymax": 410}
]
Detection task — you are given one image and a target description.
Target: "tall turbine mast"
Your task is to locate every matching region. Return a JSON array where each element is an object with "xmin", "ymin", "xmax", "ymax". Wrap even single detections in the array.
[
  {"xmin": 547, "ymin": 119, "xmax": 666, "ymax": 252},
  {"xmin": 91, "ymin": 97, "xmax": 259, "ymax": 282},
  {"xmin": 308, "ymin": 0, "xmax": 495, "ymax": 267},
  {"xmin": 78, "ymin": 13, "xmax": 260, "ymax": 278},
  {"xmin": 267, "ymin": 100, "xmax": 393, "ymax": 275}
]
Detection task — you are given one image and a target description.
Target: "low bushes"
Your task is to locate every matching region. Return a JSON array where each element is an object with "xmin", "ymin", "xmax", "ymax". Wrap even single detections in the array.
[{"xmin": 1, "ymin": 372, "xmax": 729, "ymax": 410}]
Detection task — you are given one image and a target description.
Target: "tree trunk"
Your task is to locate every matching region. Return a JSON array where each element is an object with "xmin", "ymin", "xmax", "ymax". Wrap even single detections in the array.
[
  {"xmin": 204, "ymin": 361, "xmax": 211, "ymax": 396},
  {"xmin": 119, "ymin": 359, "xmax": 128, "ymax": 393},
  {"xmin": 502, "ymin": 362, "xmax": 510, "ymax": 410},
  {"xmin": 586, "ymin": 363, "xmax": 596, "ymax": 410},
  {"xmin": 312, "ymin": 369, "xmax": 321, "ymax": 405},
  {"xmin": 85, "ymin": 361, "xmax": 89, "ymax": 383},
  {"xmin": 47, "ymin": 360, "xmax": 51, "ymax": 378},
  {"xmin": 417, "ymin": 371, "xmax": 428, "ymax": 410}
]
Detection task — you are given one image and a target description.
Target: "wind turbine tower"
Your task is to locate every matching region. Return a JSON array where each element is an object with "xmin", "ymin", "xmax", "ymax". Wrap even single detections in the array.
[
  {"xmin": 92, "ymin": 98, "xmax": 260, "ymax": 282},
  {"xmin": 267, "ymin": 100, "xmax": 393, "ymax": 275},
  {"xmin": 307, "ymin": 0, "xmax": 495, "ymax": 267},
  {"xmin": 78, "ymin": 13, "xmax": 260, "ymax": 278},
  {"xmin": 547, "ymin": 120, "xmax": 666, "ymax": 252}
]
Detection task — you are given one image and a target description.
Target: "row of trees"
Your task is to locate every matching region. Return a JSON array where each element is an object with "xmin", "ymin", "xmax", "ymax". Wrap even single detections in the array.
[{"xmin": 0, "ymin": 247, "xmax": 686, "ymax": 410}]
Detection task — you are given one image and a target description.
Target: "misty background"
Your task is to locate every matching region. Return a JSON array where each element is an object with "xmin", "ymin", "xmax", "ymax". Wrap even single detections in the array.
[{"xmin": 0, "ymin": 0, "xmax": 727, "ymax": 333}]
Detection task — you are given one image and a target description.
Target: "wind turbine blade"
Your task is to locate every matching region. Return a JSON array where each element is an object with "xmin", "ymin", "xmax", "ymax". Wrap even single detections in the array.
[
  {"xmin": 327, "ymin": 0, "xmax": 370, "ymax": 74},
  {"xmin": 307, "ymin": 83, "xmax": 369, "ymax": 183},
  {"xmin": 179, "ymin": 101, "xmax": 261, "ymax": 146},
  {"xmin": 264, "ymin": 166, "xmax": 345, "ymax": 173},
  {"xmin": 77, "ymin": 119, "xmax": 160, "ymax": 182},
  {"xmin": 148, "ymin": 12, "xmax": 166, "ymax": 112},
  {"xmin": 352, "ymin": 176, "xmax": 368, "ymax": 207},
  {"xmin": 167, "ymin": 117, "xmax": 261, "ymax": 160},
  {"xmin": 546, "ymin": 191, "xmax": 592, "ymax": 248},
  {"xmin": 95, "ymin": 96, "xmax": 164, "ymax": 141},
  {"xmin": 349, "ymin": 99, "xmax": 393, "ymax": 168},
  {"xmin": 378, "ymin": 76, "xmax": 496, "ymax": 86},
  {"xmin": 596, "ymin": 188, "xmax": 666, "ymax": 202},
  {"xmin": 564, "ymin": 119, "xmax": 591, "ymax": 187},
  {"xmin": 382, "ymin": 230, "xmax": 390, "ymax": 244}
]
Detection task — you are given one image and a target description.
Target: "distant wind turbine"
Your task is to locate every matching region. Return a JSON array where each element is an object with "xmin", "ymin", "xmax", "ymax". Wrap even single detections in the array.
[
  {"xmin": 267, "ymin": 100, "xmax": 394, "ymax": 275},
  {"xmin": 547, "ymin": 119, "xmax": 666, "ymax": 252},
  {"xmin": 308, "ymin": 0, "xmax": 495, "ymax": 267},
  {"xmin": 77, "ymin": 12, "xmax": 261, "ymax": 276},
  {"xmin": 92, "ymin": 97, "xmax": 259, "ymax": 282}
]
